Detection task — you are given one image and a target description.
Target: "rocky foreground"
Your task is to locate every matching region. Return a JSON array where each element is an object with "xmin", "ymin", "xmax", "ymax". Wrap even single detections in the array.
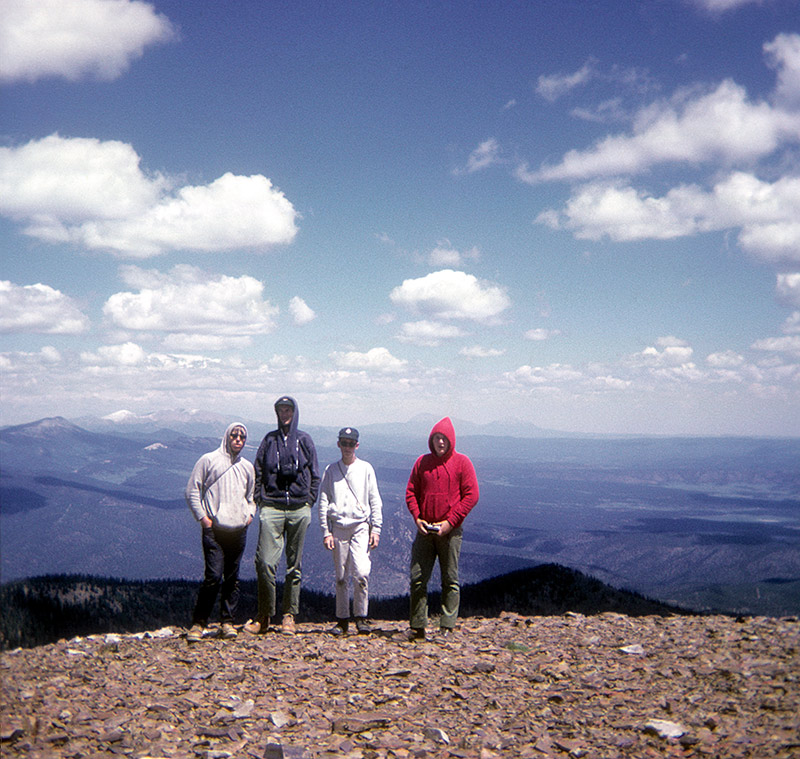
[{"xmin": 1, "ymin": 613, "xmax": 798, "ymax": 759}]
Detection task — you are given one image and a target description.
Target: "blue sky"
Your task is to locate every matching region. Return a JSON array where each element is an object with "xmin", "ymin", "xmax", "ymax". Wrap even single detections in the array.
[{"xmin": 1, "ymin": 0, "xmax": 799, "ymax": 435}]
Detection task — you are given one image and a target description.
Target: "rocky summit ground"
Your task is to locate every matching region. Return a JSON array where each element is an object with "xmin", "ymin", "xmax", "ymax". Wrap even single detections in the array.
[{"xmin": 1, "ymin": 613, "xmax": 798, "ymax": 759}]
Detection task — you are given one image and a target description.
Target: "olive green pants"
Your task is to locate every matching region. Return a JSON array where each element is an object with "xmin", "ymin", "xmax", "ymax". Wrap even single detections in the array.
[{"xmin": 409, "ymin": 525, "xmax": 463, "ymax": 630}]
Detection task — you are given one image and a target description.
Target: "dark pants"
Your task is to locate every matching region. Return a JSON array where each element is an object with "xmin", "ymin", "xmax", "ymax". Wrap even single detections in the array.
[{"xmin": 193, "ymin": 524, "xmax": 248, "ymax": 625}]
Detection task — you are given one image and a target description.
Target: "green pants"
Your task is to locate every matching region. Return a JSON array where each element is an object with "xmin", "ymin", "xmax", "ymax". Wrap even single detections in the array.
[
  {"xmin": 409, "ymin": 525, "xmax": 463, "ymax": 630},
  {"xmin": 254, "ymin": 503, "xmax": 311, "ymax": 619}
]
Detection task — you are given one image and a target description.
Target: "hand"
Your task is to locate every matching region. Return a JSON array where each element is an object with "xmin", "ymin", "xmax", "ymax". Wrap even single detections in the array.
[
  {"xmin": 323, "ymin": 535, "xmax": 334, "ymax": 551},
  {"xmin": 201, "ymin": 516, "xmax": 213, "ymax": 529},
  {"xmin": 436, "ymin": 519, "xmax": 453, "ymax": 536},
  {"xmin": 369, "ymin": 532, "xmax": 380, "ymax": 550},
  {"xmin": 415, "ymin": 519, "xmax": 430, "ymax": 536},
  {"xmin": 246, "ymin": 516, "xmax": 253, "ymax": 526}
]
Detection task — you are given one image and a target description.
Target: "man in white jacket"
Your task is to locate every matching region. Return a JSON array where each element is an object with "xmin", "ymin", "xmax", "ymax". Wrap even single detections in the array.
[
  {"xmin": 185, "ymin": 422, "xmax": 256, "ymax": 641},
  {"xmin": 318, "ymin": 427, "xmax": 382, "ymax": 635}
]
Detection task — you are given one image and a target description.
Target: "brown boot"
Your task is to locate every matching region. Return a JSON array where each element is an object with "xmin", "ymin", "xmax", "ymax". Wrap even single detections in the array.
[
  {"xmin": 243, "ymin": 618, "xmax": 268, "ymax": 635},
  {"xmin": 280, "ymin": 614, "xmax": 296, "ymax": 635}
]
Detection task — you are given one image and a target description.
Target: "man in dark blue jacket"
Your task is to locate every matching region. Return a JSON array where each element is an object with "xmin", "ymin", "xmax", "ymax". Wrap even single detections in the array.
[{"xmin": 244, "ymin": 396, "xmax": 319, "ymax": 635}]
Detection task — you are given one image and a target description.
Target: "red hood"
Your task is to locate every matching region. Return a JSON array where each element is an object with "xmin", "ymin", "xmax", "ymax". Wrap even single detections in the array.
[{"xmin": 428, "ymin": 416, "xmax": 456, "ymax": 457}]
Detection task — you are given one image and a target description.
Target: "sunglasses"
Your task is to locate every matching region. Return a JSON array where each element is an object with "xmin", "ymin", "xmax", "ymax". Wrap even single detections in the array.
[
  {"xmin": 339, "ymin": 440, "xmax": 357, "ymax": 447},
  {"xmin": 229, "ymin": 432, "xmax": 246, "ymax": 440}
]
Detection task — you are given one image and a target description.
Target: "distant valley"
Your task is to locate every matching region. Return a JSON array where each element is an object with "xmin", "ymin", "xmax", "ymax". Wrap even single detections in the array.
[{"xmin": 1, "ymin": 412, "xmax": 798, "ymax": 617}]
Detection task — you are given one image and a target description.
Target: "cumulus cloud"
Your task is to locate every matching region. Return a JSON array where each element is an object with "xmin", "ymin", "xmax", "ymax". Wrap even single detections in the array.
[
  {"xmin": 751, "ymin": 335, "xmax": 800, "ymax": 355},
  {"xmin": 707, "ymin": 350, "xmax": 745, "ymax": 368},
  {"xmin": 82, "ymin": 341, "xmax": 147, "ymax": 366},
  {"xmin": 330, "ymin": 347, "xmax": 408, "ymax": 372},
  {"xmin": 427, "ymin": 242, "xmax": 480, "ymax": 267},
  {"xmin": 103, "ymin": 265, "xmax": 279, "ymax": 346},
  {"xmin": 524, "ymin": 328, "xmax": 560, "ymax": 341},
  {"xmin": 776, "ymin": 273, "xmax": 800, "ymax": 308},
  {"xmin": 630, "ymin": 337, "xmax": 695, "ymax": 366},
  {"xmin": 0, "ymin": 0, "xmax": 176, "ymax": 83},
  {"xmin": 782, "ymin": 312, "xmax": 800, "ymax": 334},
  {"xmin": 289, "ymin": 296, "xmax": 316, "ymax": 325},
  {"xmin": 536, "ymin": 172, "xmax": 800, "ymax": 263},
  {"xmin": 0, "ymin": 135, "xmax": 298, "ymax": 257},
  {"xmin": 520, "ymin": 72, "xmax": 800, "ymax": 183},
  {"xmin": 506, "ymin": 363, "xmax": 584, "ymax": 385},
  {"xmin": 396, "ymin": 320, "xmax": 466, "ymax": 346},
  {"xmin": 0, "ymin": 280, "xmax": 89, "ymax": 334},
  {"xmin": 765, "ymin": 33, "xmax": 800, "ymax": 109},
  {"xmin": 459, "ymin": 345, "xmax": 505, "ymax": 358},
  {"xmin": 390, "ymin": 269, "xmax": 510, "ymax": 324}
]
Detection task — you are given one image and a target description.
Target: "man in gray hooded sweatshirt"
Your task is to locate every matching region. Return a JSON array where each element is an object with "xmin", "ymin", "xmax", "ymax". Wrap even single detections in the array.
[{"xmin": 185, "ymin": 422, "xmax": 256, "ymax": 641}]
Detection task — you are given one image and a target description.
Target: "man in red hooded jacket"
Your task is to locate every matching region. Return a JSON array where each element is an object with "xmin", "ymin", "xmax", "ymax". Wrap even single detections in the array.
[{"xmin": 405, "ymin": 417, "xmax": 479, "ymax": 640}]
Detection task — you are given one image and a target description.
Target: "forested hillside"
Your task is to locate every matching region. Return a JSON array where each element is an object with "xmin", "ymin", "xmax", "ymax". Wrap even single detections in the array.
[{"xmin": 1, "ymin": 564, "xmax": 688, "ymax": 650}]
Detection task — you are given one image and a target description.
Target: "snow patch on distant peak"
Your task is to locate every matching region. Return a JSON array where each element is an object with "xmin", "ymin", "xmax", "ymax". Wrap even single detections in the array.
[
  {"xmin": 103, "ymin": 410, "xmax": 140, "ymax": 423},
  {"xmin": 144, "ymin": 443, "xmax": 167, "ymax": 451}
]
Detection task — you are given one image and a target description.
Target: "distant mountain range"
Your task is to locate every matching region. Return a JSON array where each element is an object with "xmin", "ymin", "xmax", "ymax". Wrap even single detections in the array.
[{"xmin": 2, "ymin": 414, "xmax": 798, "ymax": 618}]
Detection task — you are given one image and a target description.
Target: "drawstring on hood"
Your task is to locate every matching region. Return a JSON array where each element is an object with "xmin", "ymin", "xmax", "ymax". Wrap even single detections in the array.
[{"xmin": 274, "ymin": 396, "xmax": 300, "ymax": 477}]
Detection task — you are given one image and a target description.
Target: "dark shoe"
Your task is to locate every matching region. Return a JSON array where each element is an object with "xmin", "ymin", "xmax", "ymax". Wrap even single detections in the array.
[
  {"xmin": 439, "ymin": 627, "xmax": 453, "ymax": 639},
  {"xmin": 220, "ymin": 623, "xmax": 238, "ymax": 639},
  {"xmin": 355, "ymin": 617, "xmax": 373, "ymax": 634},
  {"xmin": 329, "ymin": 619, "xmax": 349, "ymax": 636},
  {"xmin": 406, "ymin": 627, "xmax": 426, "ymax": 642}
]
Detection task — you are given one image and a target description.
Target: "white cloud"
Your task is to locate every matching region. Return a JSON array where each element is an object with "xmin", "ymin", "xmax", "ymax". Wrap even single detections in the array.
[
  {"xmin": 0, "ymin": 280, "xmax": 89, "ymax": 334},
  {"xmin": 751, "ymin": 335, "xmax": 800, "ymax": 356},
  {"xmin": 689, "ymin": 0, "xmax": 774, "ymax": 13},
  {"xmin": 506, "ymin": 363, "xmax": 584, "ymax": 385},
  {"xmin": 536, "ymin": 60, "xmax": 596, "ymax": 102},
  {"xmin": 630, "ymin": 337, "xmax": 695, "ymax": 366},
  {"xmin": 765, "ymin": 33, "xmax": 800, "ymax": 109},
  {"xmin": 330, "ymin": 347, "xmax": 408, "ymax": 372},
  {"xmin": 782, "ymin": 311, "xmax": 800, "ymax": 334},
  {"xmin": 524, "ymin": 328, "xmax": 560, "ymax": 341},
  {"xmin": 0, "ymin": 135, "xmax": 298, "ymax": 257},
  {"xmin": 776, "ymin": 273, "xmax": 800, "ymax": 307},
  {"xmin": 428, "ymin": 242, "xmax": 480, "ymax": 267},
  {"xmin": 390, "ymin": 269, "xmax": 510, "ymax": 324},
  {"xmin": 103, "ymin": 266, "xmax": 279, "ymax": 342},
  {"xmin": 459, "ymin": 345, "xmax": 505, "ymax": 358},
  {"xmin": 521, "ymin": 72, "xmax": 800, "ymax": 183},
  {"xmin": 81, "ymin": 342, "xmax": 147, "ymax": 366},
  {"xmin": 461, "ymin": 138, "xmax": 501, "ymax": 174},
  {"xmin": 536, "ymin": 172, "xmax": 800, "ymax": 263},
  {"xmin": 592, "ymin": 375, "xmax": 632, "ymax": 390},
  {"xmin": 707, "ymin": 350, "xmax": 745, "ymax": 368},
  {"xmin": 289, "ymin": 296, "xmax": 316, "ymax": 325},
  {"xmin": 0, "ymin": 0, "xmax": 176, "ymax": 83},
  {"xmin": 396, "ymin": 320, "xmax": 466, "ymax": 346}
]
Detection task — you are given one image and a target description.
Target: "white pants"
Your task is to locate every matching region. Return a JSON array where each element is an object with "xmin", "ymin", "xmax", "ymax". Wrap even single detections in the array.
[{"xmin": 331, "ymin": 522, "xmax": 372, "ymax": 619}]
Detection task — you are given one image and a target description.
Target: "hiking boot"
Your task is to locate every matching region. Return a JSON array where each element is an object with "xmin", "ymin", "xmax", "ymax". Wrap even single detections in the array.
[
  {"xmin": 220, "ymin": 623, "xmax": 237, "ymax": 639},
  {"xmin": 406, "ymin": 627, "xmax": 425, "ymax": 642},
  {"xmin": 186, "ymin": 624, "xmax": 204, "ymax": 643},
  {"xmin": 281, "ymin": 614, "xmax": 296, "ymax": 635},
  {"xmin": 329, "ymin": 619, "xmax": 349, "ymax": 636},
  {"xmin": 355, "ymin": 617, "xmax": 373, "ymax": 634},
  {"xmin": 439, "ymin": 627, "xmax": 453, "ymax": 639},
  {"xmin": 243, "ymin": 618, "xmax": 268, "ymax": 635}
]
